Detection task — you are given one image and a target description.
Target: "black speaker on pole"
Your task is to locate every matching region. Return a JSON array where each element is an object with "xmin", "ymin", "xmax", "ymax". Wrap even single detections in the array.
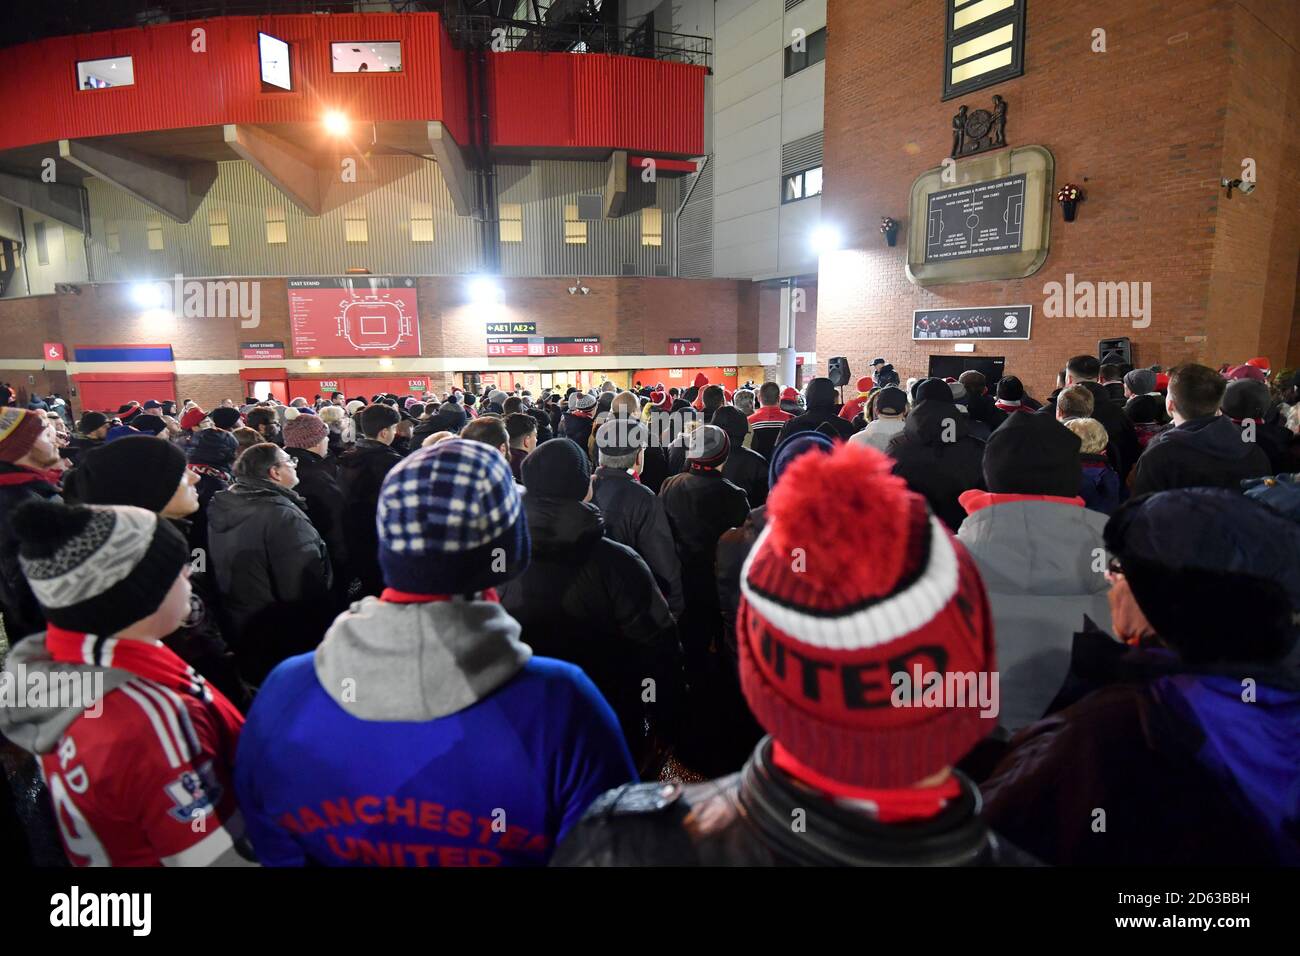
[
  {"xmin": 1098, "ymin": 337, "xmax": 1133, "ymax": 366},
  {"xmin": 827, "ymin": 356, "xmax": 851, "ymax": 387}
]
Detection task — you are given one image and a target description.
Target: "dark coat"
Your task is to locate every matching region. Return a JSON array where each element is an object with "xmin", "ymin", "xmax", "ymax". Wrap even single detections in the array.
[
  {"xmin": 1046, "ymin": 381, "xmax": 1140, "ymax": 480},
  {"xmin": 498, "ymin": 496, "xmax": 682, "ymax": 754},
  {"xmin": 721, "ymin": 446, "xmax": 769, "ymax": 509},
  {"xmin": 560, "ymin": 410, "xmax": 595, "ymax": 449},
  {"xmin": 715, "ymin": 505, "xmax": 766, "ymax": 659},
  {"xmin": 553, "ymin": 738, "xmax": 1035, "ymax": 866},
  {"xmin": 1130, "ymin": 415, "xmax": 1272, "ymax": 497},
  {"xmin": 336, "ymin": 439, "xmax": 403, "ymax": 598},
  {"xmin": 591, "ymin": 466, "xmax": 684, "ymax": 618},
  {"xmin": 776, "ymin": 380, "xmax": 856, "ymax": 444},
  {"xmin": 292, "ymin": 448, "xmax": 351, "ymax": 605},
  {"xmin": 186, "ymin": 463, "xmax": 231, "ymax": 557},
  {"xmin": 0, "ymin": 465, "xmax": 62, "ymax": 641},
  {"xmin": 886, "ymin": 400, "xmax": 986, "ymax": 532},
  {"xmin": 206, "ymin": 477, "xmax": 334, "ymax": 685},
  {"xmin": 63, "ymin": 435, "xmax": 103, "ymax": 466},
  {"xmin": 526, "ymin": 406, "xmax": 554, "ymax": 444}
]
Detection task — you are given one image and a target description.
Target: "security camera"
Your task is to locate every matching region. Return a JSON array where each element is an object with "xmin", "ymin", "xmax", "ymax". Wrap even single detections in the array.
[{"xmin": 1221, "ymin": 177, "xmax": 1256, "ymax": 199}]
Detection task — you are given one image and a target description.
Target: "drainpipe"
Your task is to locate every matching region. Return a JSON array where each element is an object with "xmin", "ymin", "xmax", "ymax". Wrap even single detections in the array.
[{"xmin": 672, "ymin": 155, "xmax": 707, "ymax": 277}]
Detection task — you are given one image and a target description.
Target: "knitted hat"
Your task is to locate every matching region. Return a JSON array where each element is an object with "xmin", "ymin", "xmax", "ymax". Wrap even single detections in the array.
[
  {"xmin": 63, "ymin": 436, "xmax": 188, "ymax": 513},
  {"xmin": 377, "ymin": 440, "xmax": 529, "ymax": 594},
  {"xmin": 737, "ymin": 442, "xmax": 996, "ymax": 788},
  {"xmin": 117, "ymin": 403, "xmax": 142, "ymax": 421},
  {"xmin": 187, "ymin": 428, "xmax": 239, "ymax": 469},
  {"xmin": 686, "ymin": 424, "xmax": 730, "ymax": 470},
  {"xmin": 983, "ymin": 412, "xmax": 1082, "ymax": 497},
  {"xmin": 996, "ymin": 376, "xmax": 1025, "ymax": 401},
  {"xmin": 768, "ymin": 431, "xmax": 834, "ymax": 489},
  {"xmin": 14, "ymin": 499, "xmax": 190, "ymax": 636},
  {"xmin": 780, "ymin": 387, "xmax": 799, "ymax": 403},
  {"xmin": 711, "ymin": 406, "xmax": 750, "ymax": 445},
  {"xmin": 1222, "ymin": 379, "xmax": 1270, "ymax": 421},
  {"xmin": 1225, "ymin": 364, "xmax": 1267, "ymax": 383},
  {"xmin": 594, "ymin": 417, "xmax": 647, "ymax": 460},
  {"xmin": 130, "ymin": 415, "xmax": 168, "ymax": 436},
  {"xmin": 568, "ymin": 391, "xmax": 596, "ymax": 412},
  {"xmin": 0, "ymin": 408, "xmax": 48, "ymax": 463},
  {"xmin": 523, "ymin": 436, "xmax": 591, "ymax": 499},
  {"xmin": 915, "ymin": 378, "xmax": 954, "ymax": 403},
  {"xmin": 78, "ymin": 411, "xmax": 109, "ymax": 435},
  {"xmin": 875, "ymin": 385, "xmax": 908, "ymax": 416},
  {"xmin": 651, "ymin": 389, "xmax": 672, "ymax": 413},
  {"xmin": 856, "ymin": 376, "xmax": 873, "ymax": 393},
  {"xmin": 487, "ymin": 389, "xmax": 508, "ymax": 408},
  {"xmin": 209, "ymin": 407, "xmax": 242, "ymax": 430},
  {"xmin": 179, "ymin": 407, "xmax": 207, "ymax": 431},
  {"xmin": 283, "ymin": 413, "xmax": 330, "ymax": 450},
  {"xmin": 1123, "ymin": 368, "xmax": 1156, "ymax": 395}
]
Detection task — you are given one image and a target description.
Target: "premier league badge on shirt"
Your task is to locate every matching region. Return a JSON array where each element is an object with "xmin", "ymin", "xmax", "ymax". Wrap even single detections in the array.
[{"xmin": 165, "ymin": 760, "xmax": 223, "ymax": 824}]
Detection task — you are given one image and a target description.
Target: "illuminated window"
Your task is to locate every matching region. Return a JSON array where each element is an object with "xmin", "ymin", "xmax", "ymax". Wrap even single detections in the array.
[
  {"xmin": 208, "ymin": 209, "xmax": 229, "ymax": 247},
  {"xmin": 331, "ymin": 42, "xmax": 402, "ymax": 73},
  {"xmin": 641, "ymin": 207, "xmax": 663, "ymax": 246},
  {"xmin": 265, "ymin": 206, "xmax": 287, "ymax": 244},
  {"xmin": 499, "ymin": 203, "xmax": 522, "ymax": 243},
  {"xmin": 259, "ymin": 33, "xmax": 292, "ymax": 91},
  {"xmin": 944, "ymin": 0, "xmax": 1024, "ymax": 100},
  {"xmin": 345, "ymin": 206, "xmax": 368, "ymax": 243},
  {"xmin": 781, "ymin": 166, "xmax": 823, "ymax": 203},
  {"xmin": 105, "ymin": 221, "xmax": 121, "ymax": 254},
  {"xmin": 564, "ymin": 204, "xmax": 586, "ymax": 245},
  {"xmin": 146, "ymin": 214, "xmax": 163, "ymax": 251},
  {"xmin": 76, "ymin": 56, "xmax": 134, "ymax": 90},
  {"xmin": 410, "ymin": 203, "xmax": 433, "ymax": 242}
]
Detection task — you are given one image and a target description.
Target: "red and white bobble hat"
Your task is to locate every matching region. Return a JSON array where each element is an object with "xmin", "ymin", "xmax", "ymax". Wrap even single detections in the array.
[{"xmin": 737, "ymin": 442, "xmax": 997, "ymax": 788}]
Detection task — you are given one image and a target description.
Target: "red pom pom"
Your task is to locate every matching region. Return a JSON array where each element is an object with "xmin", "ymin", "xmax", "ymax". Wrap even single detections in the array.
[{"xmin": 765, "ymin": 442, "xmax": 913, "ymax": 598}]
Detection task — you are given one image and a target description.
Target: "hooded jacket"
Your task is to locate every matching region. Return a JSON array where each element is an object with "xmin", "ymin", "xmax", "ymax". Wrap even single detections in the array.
[
  {"xmin": 0, "ymin": 462, "xmax": 62, "ymax": 641},
  {"xmin": 336, "ymin": 439, "xmax": 403, "ymax": 597},
  {"xmin": 552, "ymin": 738, "xmax": 1035, "ymax": 866},
  {"xmin": 497, "ymin": 496, "xmax": 682, "ymax": 754},
  {"xmin": 590, "ymin": 465, "xmax": 685, "ymax": 618},
  {"xmin": 956, "ymin": 490, "xmax": 1114, "ymax": 731},
  {"xmin": 775, "ymin": 379, "xmax": 856, "ymax": 444},
  {"xmin": 1078, "ymin": 453, "xmax": 1122, "ymax": 516},
  {"xmin": 886, "ymin": 400, "xmax": 986, "ymax": 532},
  {"xmin": 206, "ymin": 477, "xmax": 334, "ymax": 685},
  {"xmin": 560, "ymin": 410, "xmax": 595, "ymax": 450},
  {"xmin": 1130, "ymin": 415, "xmax": 1272, "ymax": 497},
  {"xmin": 234, "ymin": 597, "xmax": 636, "ymax": 866},
  {"xmin": 714, "ymin": 407, "xmax": 769, "ymax": 508}
]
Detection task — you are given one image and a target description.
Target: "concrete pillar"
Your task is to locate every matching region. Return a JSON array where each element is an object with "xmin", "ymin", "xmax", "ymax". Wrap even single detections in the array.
[{"xmin": 777, "ymin": 279, "xmax": 797, "ymax": 388}]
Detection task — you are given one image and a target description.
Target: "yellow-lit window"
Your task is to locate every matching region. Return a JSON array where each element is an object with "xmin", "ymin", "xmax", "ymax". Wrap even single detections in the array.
[
  {"xmin": 944, "ymin": 0, "xmax": 1023, "ymax": 100},
  {"xmin": 208, "ymin": 209, "xmax": 229, "ymax": 247},
  {"xmin": 410, "ymin": 203, "xmax": 433, "ymax": 242},
  {"xmin": 345, "ymin": 206, "xmax": 368, "ymax": 243},
  {"xmin": 265, "ymin": 206, "xmax": 287, "ymax": 244},
  {"xmin": 641, "ymin": 207, "xmax": 663, "ymax": 247},
  {"xmin": 146, "ymin": 214, "xmax": 163, "ymax": 251},
  {"xmin": 564, "ymin": 204, "xmax": 586, "ymax": 245},
  {"xmin": 499, "ymin": 203, "xmax": 522, "ymax": 243},
  {"xmin": 106, "ymin": 221, "xmax": 121, "ymax": 253}
]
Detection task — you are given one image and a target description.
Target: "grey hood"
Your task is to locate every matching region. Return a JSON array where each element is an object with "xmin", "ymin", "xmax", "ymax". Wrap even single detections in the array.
[
  {"xmin": 314, "ymin": 597, "xmax": 532, "ymax": 721},
  {"xmin": 0, "ymin": 634, "xmax": 130, "ymax": 755}
]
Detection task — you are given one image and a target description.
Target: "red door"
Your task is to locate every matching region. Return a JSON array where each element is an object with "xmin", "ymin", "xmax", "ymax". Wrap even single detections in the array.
[{"xmin": 75, "ymin": 374, "xmax": 177, "ymax": 414}]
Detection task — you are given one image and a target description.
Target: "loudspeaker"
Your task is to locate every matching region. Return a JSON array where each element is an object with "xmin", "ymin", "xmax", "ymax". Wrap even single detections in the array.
[
  {"xmin": 1098, "ymin": 337, "xmax": 1133, "ymax": 367},
  {"xmin": 827, "ymin": 356, "xmax": 851, "ymax": 387}
]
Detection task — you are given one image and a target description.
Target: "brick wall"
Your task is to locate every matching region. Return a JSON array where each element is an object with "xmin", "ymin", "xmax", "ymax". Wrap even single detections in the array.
[{"xmin": 819, "ymin": 0, "xmax": 1300, "ymax": 398}]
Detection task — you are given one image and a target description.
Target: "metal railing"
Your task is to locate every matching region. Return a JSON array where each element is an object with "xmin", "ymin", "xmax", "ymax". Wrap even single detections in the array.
[{"xmin": 444, "ymin": 14, "xmax": 711, "ymax": 67}]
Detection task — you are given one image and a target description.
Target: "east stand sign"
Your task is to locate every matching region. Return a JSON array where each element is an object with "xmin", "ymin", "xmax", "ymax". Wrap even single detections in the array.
[{"xmin": 912, "ymin": 305, "xmax": 1032, "ymax": 340}]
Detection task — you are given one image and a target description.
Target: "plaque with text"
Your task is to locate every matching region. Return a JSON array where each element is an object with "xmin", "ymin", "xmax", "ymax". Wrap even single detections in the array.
[
  {"xmin": 486, "ymin": 336, "xmax": 601, "ymax": 357},
  {"xmin": 912, "ymin": 305, "xmax": 1032, "ymax": 341},
  {"xmin": 925, "ymin": 174, "xmax": 1026, "ymax": 262}
]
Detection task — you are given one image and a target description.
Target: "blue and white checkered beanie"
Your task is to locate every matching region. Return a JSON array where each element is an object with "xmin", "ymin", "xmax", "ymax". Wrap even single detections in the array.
[{"xmin": 376, "ymin": 439, "xmax": 530, "ymax": 595}]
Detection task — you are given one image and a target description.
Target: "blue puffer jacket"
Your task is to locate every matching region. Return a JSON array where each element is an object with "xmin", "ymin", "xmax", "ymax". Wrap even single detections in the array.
[{"xmin": 1242, "ymin": 472, "xmax": 1300, "ymax": 524}]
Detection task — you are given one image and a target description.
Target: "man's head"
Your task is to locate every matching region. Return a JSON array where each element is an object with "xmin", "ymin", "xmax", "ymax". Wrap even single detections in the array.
[
  {"xmin": 804, "ymin": 377, "xmax": 838, "ymax": 410},
  {"xmin": 358, "ymin": 403, "xmax": 402, "ymax": 443},
  {"xmin": 732, "ymin": 389, "xmax": 756, "ymax": 416},
  {"xmin": 245, "ymin": 406, "xmax": 279, "ymax": 438},
  {"xmin": 758, "ymin": 382, "xmax": 781, "ymax": 407},
  {"xmin": 77, "ymin": 411, "xmax": 110, "ymax": 440},
  {"xmin": 702, "ymin": 385, "xmax": 726, "ymax": 417},
  {"xmin": 236, "ymin": 442, "xmax": 298, "ymax": 489},
  {"xmin": 209, "ymin": 406, "xmax": 242, "ymax": 431},
  {"xmin": 710, "ymin": 406, "xmax": 749, "ymax": 448},
  {"xmin": 502, "ymin": 396, "xmax": 524, "ymax": 415},
  {"xmin": 995, "ymin": 376, "xmax": 1024, "ymax": 403},
  {"xmin": 1221, "ymin": 379, "xmax": 1270, "ymax": 423},
  {"xmin": 1056, "ymin": 384, "xmax": 1095, "ymax": 422},
  {"xmin": 63, "ymin": 436, "xmax": 198, "ymax": 518},
  {"xmin": 873, "ymin": 386, "xmax": 908, "ymax": 419},
  {"xmin": 461, "ymin": 416, "xmax": 510, "ymax": 460},
  {"xmin": 232, "ymin": 426, "xmax": 262, "ymax": 451},
  {"xmin": 1065, "ymin": 354, "xmax": 1102, "ymax": 385},
  {"xmin": 1167, "ymin": 363, "xmax": 1225, "ymax": 425},
  {"xmin": 522, "ymin": 435, "xmax": 592, "ymax": 500},
  {"xmin": 505, "ymin": 412, "xmax": 537, "ymax": 452},
  {"xmin": 1124, "ymin": 368, "xmax": 1157, "ymax": 398},
  {"xmin": 957, "ymin": 370, "xmax": 987, "ymax": 397},
  {"xmin": 610, "ymin": 390, "xmax": 640, "ymax": 418},
  {"xmin": 595, "ymin": 417, "xmax": 647, "ymax": 473},
  {"xmin": 141, "ymin": 400, "xmax": 165, "ymax": 417},
  {"xmin": 1100, "ymin": 363, "xmax": 1125, "ymax": 384},
  {"xmin": 0, "ymin": 409, "xmax": 60, "ymax": 470}
]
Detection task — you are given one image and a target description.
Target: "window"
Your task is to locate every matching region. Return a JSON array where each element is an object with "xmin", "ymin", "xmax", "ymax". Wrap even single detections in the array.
[
  {"xmin": 331, "ymin": 42, "xmax": 402, "ymax": 73},
  {"xmin": 499, "ymin": 203, "xmax": 522, "ymax": 243},
  {"xmin": 784, "ymin": 27, "xmax": 826, "ymax": 78},
  {"xmin": 77, "ymin": 56, "xmax": 134, "ymax": 90},
  {"xmin": 641, "ymin": 207, "xmax": 663, "ymax": 246},
  {"xmin": 34, "ymin": 221, "xmax": 49, "ymax": 266},
  {"xmin": 146, "ymin": 214, "xmax": 163, "ymax": 251},
  {"xmin": 564, "ymin": 204, "xmax": 586, "ymax": 245},
  {"xmin": 944, "ymin": 0, "xmax": 1025, "ymax": 100},
  {"xmin": 259, "ymin": 33, "xmax": 292, "ymax": 91},
  {"xmin": 345, "ymin": 206, "xmax": 368, "ymax": 243},
  {"xmin": 105, "ymin": 221, "xmax": 121, "ymax": 254},
  {"xmin": 782, "ymin": 166, "xmax": 823, "ymax": 203},
  {"xmin": 208, "ymin": 209, "xmax": 230, "ymax": 247},
  {"xmin": 410, "ymin": 203, "xmax": 433, "ymax": 242},
  {"xmin": 265, "ymin": 206, "xmax": 287, "ymax": 244}
]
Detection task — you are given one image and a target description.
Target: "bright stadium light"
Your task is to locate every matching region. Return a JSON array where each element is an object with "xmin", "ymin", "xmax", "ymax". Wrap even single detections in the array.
[
  {"xmin": 130, "ymin": 281, "xmax": 166, "ymax": 309},
  {"xmin": 810, "ymin": 225, "xmax": 843, "ymax": 255},
  {"xmin": 469, "ymin": 276, "xmax": 503, "ymax": 305},
  {"xmin": 323, "ymin": 110, "xmax": 350, "ymax": 136}
]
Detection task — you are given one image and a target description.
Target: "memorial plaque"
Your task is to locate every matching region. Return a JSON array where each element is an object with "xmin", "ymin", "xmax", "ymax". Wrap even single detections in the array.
[
  {"xmin": 925, "ymin": 174, "xmax": 1026, "ymax": 262},
  {"xmin": 912, "ymin": 305, "xmax": 1032, "ymax": 341}
]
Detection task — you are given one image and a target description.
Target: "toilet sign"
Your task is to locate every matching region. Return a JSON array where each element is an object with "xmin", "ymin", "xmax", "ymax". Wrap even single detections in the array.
[{"xmin": 43, "ymin": 342, "xmax": 65, "ymax": 361}]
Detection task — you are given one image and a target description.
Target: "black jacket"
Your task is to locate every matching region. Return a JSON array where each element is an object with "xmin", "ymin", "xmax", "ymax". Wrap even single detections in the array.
[
  {"xmin": 206, "ymin": 477, "xmax": 334, "ymax": 685},
  {"xmin": 591, "ymin": 466, "xmax": 684, "ymax": 618},
  {"xmin": 292, "ymin": 448, "xmax": 351, "ymax": 604},
  {"xmin": 497, "ymin": 496, "xmax": 682, "ymax": 755},
  {"xmin": 1047, "ymin": 381, "xmax": 1140, "ymax": 480},
  {"xmin": 776, "ymin": 380, "xmax": 856, "ymax": 444},
  {"xmin": 0, "ymin": 464, "xmax": 62, "ymax": 641},
  {"xmin": 336, "ymin": 439, "xmax": 403, "ymax": 597},
  {"xmin": 526, "ymin": 406, "xmax": 554, "ymax": 444},
  {"xmin": 560, "ymin": 410, "xmax": 595, "ymax": 449},
  {"xmin": 553, "ymin": 738, "xmax": 1035, "ymax": 866},
  {"xmin": 715, "ymin": 506, "xmax": 767, "ymax": 659},
  {"xmin": 186, "ymin": 463, "xmax": 231, "ymax": 557},
  {"xmin": 722, "ymin": 447, "xmax": 769, "ymax": 509},
  {"xmin": 63, "ymin": 435, "xmax": 103, "ymax": 467},
  {"xmin": 1130, "ymin": 415, "xmax": 1272, "ymax": 497},
  {"xmin": 886, "ymin": 400, "xmax": 986, "ymax": 532}
]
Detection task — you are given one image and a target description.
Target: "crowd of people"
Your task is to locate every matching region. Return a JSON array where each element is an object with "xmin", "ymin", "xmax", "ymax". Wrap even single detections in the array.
[{"xmin": 1, "ymin": 351, "xmax": 1298, "ymax": 867}]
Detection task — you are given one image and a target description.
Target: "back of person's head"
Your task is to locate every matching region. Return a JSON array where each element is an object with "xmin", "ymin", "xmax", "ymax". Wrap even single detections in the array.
[
  {"xmin": 461, "ymin": 416, "xmax": 509, "ymax": 452},
  {"xmin": 1221, "ymin": 379, "xmax": 1270, "ymax": 421},
  {"xmin": 736, "ymin": 441, "xmax": 995, "ymax": 788},
  {"xmin": 1066, "ymin": 354, "xmax": 1101, "ymax": 382},
  {"xmin": 610, "ymin": 390, "xmax": 640, "ymax": 418},
  {"xmin": 595, "ymin": 391, "xmax": 616, "ymax": 415},
  {"xmin": 957, "ymin": 370, "xmax": 986, "ymax": 396},
  {"xmin": 407, "ymin": 402, "xmax": 425, "ymax": 419},
  {"xmin": 732, "ymin": 388, "xmax": 756, "ymax": 416},
  {"xmin": 758, "ymin": 382, "xmax": 781, "ymax": 407},
  {"xmin": 682, "ymin": 386, "xmax": 699, "ymax": 403},
  {"xmin": 1124, "ymin": 368, "xmax": 1157, "ymax": 396},
  {"xmin": 234, "ymin": 442, "xmax": 284, "ymax": 480},
  {"xmin": 1056, "ymin": 369, "xmax": 1068, "ymax": 388},
  {"xmin": 1064, "ymin": 417, "xmax": 1109, "ymax": 455},
  {"xmin": 358, "ymin": 403, "xmax": 401, "ymax": 439},
  {"xmin": 995, "ymin": 376, "xmax": 1024, "ymax": 402},
  {"xmin": 245, "ymin": 407, "xmax": 277, "ymax": 431},
  {"xmin": 1105, "ymin": 489, "xmax": 1300, "ymax": 665},
  {"xmin": 318, "ymin": 404, "xmax": 345, "ymax": 427},
  {"xmin": 873, "ymin": 386, "xmax": 908, "ymax": 418},
  {"xmin": 1057, "ymin": 384, "xmax": 1095, "ymax": 420},
  {"xmin": 502, "ymin": 396, "xmax": 524, "ymax": 415},
  {"xmin": 711, "ymin": 405, "xmax": 749, "ymax": 444},
  {"xmin": 505, "ymin": 412, "xmax": 537, "ymax": 447},
  {"xmin": 804, "ymin": 377, "xmax": 838, "ymax": 409},
  {"xmin": 232, "ymin": 426, "xmax": 261, "ymax": 451},
  {"xmin": 702, "ymin": 385, "xmax": 726, "ymax": 412},
  {"xmin": 522, "ymin": 435, "xmax": 591, "ymax": 499},
  {"xmin": 1100, "ymin": 363, "xmax": 1125, "ymax": 384},
  {"xmin": 1168, "ymin": 363, "xmax": 1225, "ymax": 419},
  {"xmin": 595, "ymin": 417, "xmax": 646, "ymax": 470},
  {"xmin": 983, "ymin": 412, "xmax": 1082, "ymax": 497}
]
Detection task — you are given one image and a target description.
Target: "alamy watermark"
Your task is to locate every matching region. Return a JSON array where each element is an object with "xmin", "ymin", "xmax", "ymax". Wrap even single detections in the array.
[
  {"xmin": 138, "ymin": 274, "xmax": 262, "ymax": 328},
  {"xmin": 0, "ymin": 664, "xmax": 103, "ymax": 717},
  {"xmin": 1042, "ymin": 273, "xmax": 1151, "ymax": 329}
]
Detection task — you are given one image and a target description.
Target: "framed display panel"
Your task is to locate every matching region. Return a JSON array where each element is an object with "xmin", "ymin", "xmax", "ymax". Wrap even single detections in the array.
[{"xmin": 906, "ymin": 144, "xmax": 1053, "ymax": 287}]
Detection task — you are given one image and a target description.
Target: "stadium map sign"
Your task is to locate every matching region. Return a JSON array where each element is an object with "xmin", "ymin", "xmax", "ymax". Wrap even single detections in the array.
[{"xmin": 288, "ymin": 277, "xmax": 421, "ymax": 357}]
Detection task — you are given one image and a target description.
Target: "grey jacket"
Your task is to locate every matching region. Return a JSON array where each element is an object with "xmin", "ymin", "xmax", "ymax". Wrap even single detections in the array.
[{"xmin": 957, "ymin": 497, "xmax": 1115, "ymax": 732}]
